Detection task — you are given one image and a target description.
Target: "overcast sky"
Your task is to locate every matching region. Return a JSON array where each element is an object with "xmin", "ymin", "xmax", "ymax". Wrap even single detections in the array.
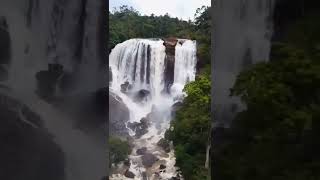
[{"xmin": 109, "ymin": 0, "xmax": 211, "ymax": 21}]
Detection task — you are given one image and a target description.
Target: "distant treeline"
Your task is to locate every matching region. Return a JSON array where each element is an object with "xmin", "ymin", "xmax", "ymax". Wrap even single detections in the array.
[{"xmin": 109, "ymin": 5, "xmax": 211, "ymax": 65}]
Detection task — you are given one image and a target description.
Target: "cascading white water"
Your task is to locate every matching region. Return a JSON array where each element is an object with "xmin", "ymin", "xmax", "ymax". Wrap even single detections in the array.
[
  {"xmin": 109, "ymin": 38, "xmax": 197, "ymax": 179},
  {"xmin": 0, "ymin": 1, "xmax": 107, "ymax": 179},
  {"xmin": 212, "ymin": 0, "xmax": 275, "ymax": 127}
]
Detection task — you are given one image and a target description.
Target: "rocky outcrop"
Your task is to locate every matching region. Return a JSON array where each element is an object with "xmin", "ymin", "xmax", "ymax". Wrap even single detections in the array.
[
  {"xmin": 124, "ymin": 169, "xmax": 135, "ymax": 178},
  {"xmin": 0, "ymin": 93, "xmax": 65, "ymax": 180},
  {"xmin": 171, "ymin": 101, "xmax": 183, "ymax": 117},
  {"xmin": 134, "ymin": 89, "xmax": 150, "ymax": 102},
  {"xmin": 128, "ymin": 117, "xmax": 149, "ymax": 138},
  {"xmin": 120, "ymin": 81, "xmax": 132, "ymax": 93},
  {"xmin": 57, "ymin": 88, "xmax": 129, "ymax": 137},
  {"xmin": 136, "ymin": 147, "xmax": 147, "ymax": 155},
  {"xmin": 157, "ymin": 138, "xmax": 171, "ymax": 153},
  {"xmin": 141, "ymin": 153, "xmax": 159, "ymax": 167},
  {"xmin": 109, "ymin": 91, "xmax": 130, "ymax": 137},
  {"xmin": 163, "ymin": 38, "xmax": 178, "ymax": 93}
]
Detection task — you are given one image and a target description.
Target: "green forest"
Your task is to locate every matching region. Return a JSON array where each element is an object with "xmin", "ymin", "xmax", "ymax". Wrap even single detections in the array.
[
  {"xmin": 214, "ymin": 9, "xmax": 320, "ymax": 180},
  {"xmin": 109, "ymin": 5, "xmax": 211, "ymax": 180}
]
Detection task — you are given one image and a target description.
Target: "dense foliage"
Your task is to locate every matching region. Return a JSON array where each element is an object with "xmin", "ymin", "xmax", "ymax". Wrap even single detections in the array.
[
  {"xmin": 109, "ymin": 6, "xmax": 193, "ymax": 50},
  {"xmin": 109, "ymin": 137, "xmax": 131, "ymax": 167},
  {"xmin": 109, "ymin": 6, "xmax": 211, "ymax": 66},
  {"xmin": 166, "ymin": 67, "xmax": 211, "ymax": 180},
  {"xmin": 214, "ymin": 13, "xmax": 320, "ymax": 180}
]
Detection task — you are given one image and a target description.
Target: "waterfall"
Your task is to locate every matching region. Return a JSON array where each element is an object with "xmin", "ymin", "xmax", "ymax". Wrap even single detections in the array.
[
  {"xmin": 0, "ymin": 0, "xmax": 107, "ymax": 179},
  {"xmin": 109, "ymin": 38, "xmax": 197, "ymax": 179},
  {"xmin": 212, "ymin": 0, "xmax": 275, "ymax": 127}
]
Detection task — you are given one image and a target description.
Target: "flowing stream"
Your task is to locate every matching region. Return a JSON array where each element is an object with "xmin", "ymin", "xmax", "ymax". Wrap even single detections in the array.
[{"xmin": 109, "ymin": 39, "xmax": 197, "ymax": 179}]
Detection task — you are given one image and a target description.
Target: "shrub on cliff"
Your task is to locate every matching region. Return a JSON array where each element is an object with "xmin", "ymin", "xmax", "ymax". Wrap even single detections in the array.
[{"xmin": 109, "ymin": 137, "xmax": 131, "ymax": 166}]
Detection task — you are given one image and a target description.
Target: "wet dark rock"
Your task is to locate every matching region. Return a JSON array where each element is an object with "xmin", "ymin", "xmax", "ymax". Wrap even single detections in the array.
[
  {"xmin": 0, "ymin": 17, "xmax": 10, "ymax": 65},
  {"xmin": 109, "ymin": 66, "xmax": 112, "ymax": 83},
  {"xmin": 120, "ymin": 81, "xmax": 133, "ymax": 93},
  {"xmin": 35, "ymin": 63, "xmax": 64, "ymax": 99},
  {"xmin": 141, "ymin": 153, "xmax": 159, "ymax": 167},
  {"xmin": 171, "ymin": 101, "xmax": 183, "ymax": 116},
  {"xmin": 136, "ymin": 147, "xmax": 147, "ymax": 155},
  {"xmin": 128, "ymin": 117, "xmax": 149, "ymax": 138},
  {"xmin": 100, "ymin": 176, "xmax": 108, "ymax": 180},
  {"xmin": 124, "ymin": 169, "xmax": 135, "ymax": 178},
  {"xmin": 142, "ymin": 172, "xmax": 148, "ymax": 180},
  {"xmin": 154, "ymin": 172, "xmax": 160, "ymax": 177},
  {"xmin": 124, "ymin": 159, "xmax": 131, "ymax": 167},
  {"xmin": 0, "ymin": 65, "xmax": 8, "ymax": 81},
  {"xmin": 163, "ymin": 38, "xmax": 178, "ymax": 93},
  {"xmin": 170, "ymin": 177, "xmax": 181, "ymax": 180},
  {"xmin": 157, "ymin": 138, "xmax": 171, "ymax": 153},
  {"xmin": 160, "ymin": 164, "xmax": 166, "ymax": 169},
  {"xmin": 0, "ymin": 93, "xmax": 65, "ymax": 180},
  {"xmin": 109, "ymin": 91, "xmax": 130, "ymax": 137},
  {"xmin": 58, "ymin": 72, "xmax": 76, "ymax": 94},
  {"xmin": 134, "ymin": 89, "xmax": 150, "ymax": 102}
]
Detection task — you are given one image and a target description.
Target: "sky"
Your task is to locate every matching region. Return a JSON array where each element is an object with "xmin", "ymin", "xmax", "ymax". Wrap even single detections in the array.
[{"xmin": 109, "ymin": 0, "xmax": 211, "ymax": 21}]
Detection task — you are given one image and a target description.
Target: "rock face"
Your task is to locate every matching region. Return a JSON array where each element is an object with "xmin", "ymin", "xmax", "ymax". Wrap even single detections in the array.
[
  {"xmin": 141, "ymin": 153, "xmax": 159, "ymax": 167},
  {"xmin": 128, "ymin": 117, "xmax": 149, "ymax": 138},
  {"xmin": 0, "ymin": 93, "xmax": 65, "ymax": 180},
  {"xmin": 109, "ymin": 92, "xmax": 130, "ymax": 137},
  {"xmin": 163, "ymin": 38, "xmax": 178, "ymax": 93}
]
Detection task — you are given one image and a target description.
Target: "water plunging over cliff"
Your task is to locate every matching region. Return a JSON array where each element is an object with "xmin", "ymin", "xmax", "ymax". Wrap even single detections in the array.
[
  {"xmin": 212, "ymin": 0, "xmax": 275, "ymax": 127},
  {"xmin": 0, "ymin": 0, "xmax": 107, "ymax": 179},
  {"xmin": 109, "ymin": 38, "xmax": 197, "ymax": 179}
]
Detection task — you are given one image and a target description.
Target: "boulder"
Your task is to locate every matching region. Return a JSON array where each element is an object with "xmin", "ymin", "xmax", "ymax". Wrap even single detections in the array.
[
  {"xmin": 160, "ymin": 164, "xmax": 166, "ymax": 169},
  {"xmin": 141, "ymin": 153, "xmax": 159, "ymax": 167},
  {"xmin": 134, "ymin": 89, "xmax": 150, "ymax": 102},
  {"xmin": 171, "ymin": 101, "xmax": 183, "ymax": 116},
  {"xmin": 124, "ymin": 169, "xmax": 135, "ymax": 179},
  {"xmin": 58, "ymin": 72, "xmax": 76, "ymax": 94},
  {"xmin": 120, "ymin": 81, "xmax": 132, "ymax": 93},
  {"xmin": 142, "ymin": 172, "xmax": 148, "ymax": 180},
  {"xmin": 136, "ymin": 147, "xmax": 147, "ymax": 155},
  {"xmin": 127, "ymin": 117, "xmax": 149, "ymax": 138},
  {"xmin": 157, "ymin": 138, "xmax": 171, "ymax": 153},
  {"xmin": 35, "ymin": 63, "xmax": 64, "ymax": 99},
  {"xmin": 124, "ymin": 159, "xmax": 131, "ymax": 167}
]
